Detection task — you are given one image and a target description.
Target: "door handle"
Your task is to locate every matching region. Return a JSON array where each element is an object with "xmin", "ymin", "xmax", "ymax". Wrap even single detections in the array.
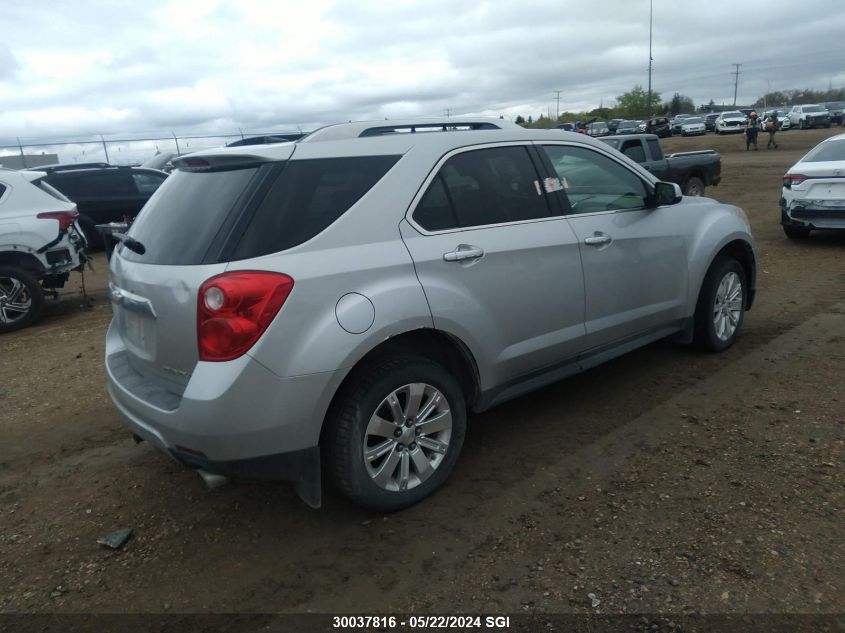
[
  {"xmin": 443, "ymin": 244, "xmax": 484, "ymax": 262},
  {"xmin": 584, "ymin": 233, "xmax": 612, "ymax": 247}
]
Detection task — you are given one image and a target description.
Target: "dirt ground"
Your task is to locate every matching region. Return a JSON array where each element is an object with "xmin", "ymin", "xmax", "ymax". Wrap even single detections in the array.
[{"xmin": 1, "ymin": 127, "xmax": 843, "ymax": 628}]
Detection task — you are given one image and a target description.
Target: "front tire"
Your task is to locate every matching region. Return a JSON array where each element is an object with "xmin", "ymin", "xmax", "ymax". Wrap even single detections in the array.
[
  {"xmin": 325, "ymin": 356, "xmax": 467, "ymax": 511},
  {"xmin": 783, "ymin": 225, "xmax": 811, "ymax": 239},
  {"xmin": 693, "ymin": 257, "xmax": 746, "ymax": 352},
  {"xmin": 0, "ymin": 266, "xmax": 44, "ymax": 333}
]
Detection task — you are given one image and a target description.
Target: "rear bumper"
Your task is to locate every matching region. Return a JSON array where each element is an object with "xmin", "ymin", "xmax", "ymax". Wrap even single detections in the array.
[
  {"xmin": 105, "ymin": 319, "xmax": 345, "ymax": 499},
  {"xmin": 781, "ymin": 205, "xmax": 845, "ymax": 230}
]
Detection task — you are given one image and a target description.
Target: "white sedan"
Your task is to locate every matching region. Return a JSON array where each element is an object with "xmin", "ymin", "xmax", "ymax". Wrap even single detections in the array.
[
  {"xmin": 714, "ymin": 111, "xmax": 747, "ymax": 134},
  {"xmin": 780, "ymin": 132, "xmax": 845, "ymax": 238},
  {"xmin": 680, "ymin": 117, "xmax": 706, "ymax": 136}
]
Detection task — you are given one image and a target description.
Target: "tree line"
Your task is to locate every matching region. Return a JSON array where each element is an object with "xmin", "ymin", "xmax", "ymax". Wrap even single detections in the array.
[{"xmin": 516, "ymin": 85, "xmax": 845, "ymax": 128}]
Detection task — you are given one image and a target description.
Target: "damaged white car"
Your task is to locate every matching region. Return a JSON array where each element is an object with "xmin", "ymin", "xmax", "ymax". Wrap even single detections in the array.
[{"xmin": 0, "ymin": 168, "xmax": 88, "ymax": 332}]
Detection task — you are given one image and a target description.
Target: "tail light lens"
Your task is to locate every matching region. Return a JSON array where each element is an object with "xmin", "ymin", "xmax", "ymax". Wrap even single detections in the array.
[
  {"xmin": 783, "ymin": 174, "xmax": 807, "ymax": 189},
  {"xmin": 197, "ymin": 271, "xmax": 294, "ymax": 362},
  {"xmin": 37, "ymin": 210, "xmax": 79, "ymax": 232}
]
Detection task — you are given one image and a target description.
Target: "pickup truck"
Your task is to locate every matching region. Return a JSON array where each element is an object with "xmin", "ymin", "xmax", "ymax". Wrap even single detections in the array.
[{"xmin": 599, "ymin": 133, "xmax": 721, "ymax": 196}]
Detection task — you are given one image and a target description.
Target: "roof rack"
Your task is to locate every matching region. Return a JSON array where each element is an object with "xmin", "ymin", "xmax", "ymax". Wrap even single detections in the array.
[
  {"xmin": 40, "ymin": 162, "xmax": 112, "ymax": 173},
  {"xmin": 301, "ymin": 117, "xmax": 520, "ymax": 143}
]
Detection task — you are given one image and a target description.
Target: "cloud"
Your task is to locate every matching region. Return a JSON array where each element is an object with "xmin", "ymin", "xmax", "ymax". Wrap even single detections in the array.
[{"xmin": 1, "ymin": 0, "xmax": 844, "ymax": 151}]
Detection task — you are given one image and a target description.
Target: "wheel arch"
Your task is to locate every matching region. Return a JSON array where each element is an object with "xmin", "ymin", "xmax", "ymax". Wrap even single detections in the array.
[
  {"xmin": 319, "ymin": 328, "xmax": 481, "ymax": 447},
  {"xmin": 696, "ymin": 238, "xmax": 757, "ymax": 312},
  {"xmin": 0, "ymin": 251, "xmax": 46, "ymax": 274}
]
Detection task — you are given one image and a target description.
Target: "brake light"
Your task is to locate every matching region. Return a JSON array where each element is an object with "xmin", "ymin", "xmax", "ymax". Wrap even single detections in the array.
[
  {"xmin": 197, "ymin": 271, "xmax": 294, "ymax": 362},
  {"xmin": 37, "ymin": 210, "xmax": 79, "ymax": 232},
  {"xmin": 783, "ymin": 173, "xmax": 807, "ymax": 189}
]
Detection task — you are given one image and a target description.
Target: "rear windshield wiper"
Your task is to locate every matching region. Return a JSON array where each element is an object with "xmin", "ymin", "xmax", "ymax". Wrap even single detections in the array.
[{"xmin": 111, "ymin": 232, "xmax": 146, "ymax": 255}]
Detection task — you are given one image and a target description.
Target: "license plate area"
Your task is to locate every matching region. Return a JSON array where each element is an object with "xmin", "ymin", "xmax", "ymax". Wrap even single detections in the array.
[{"xmin": 121, "ymin": 308, "xmax": 156, "ymax": 356}]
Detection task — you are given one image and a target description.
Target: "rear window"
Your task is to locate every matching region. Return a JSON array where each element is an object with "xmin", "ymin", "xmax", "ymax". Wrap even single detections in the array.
[
  {"xmin": 230, "ymin": 155, "xmax": 399, "ymax": 260},
  {"xmin": 802, "ymin": 139, "xmax": 845, "ymax": 163},
  {"xmin": 121, "ymin": 167, "xmax": 261, "ymax": 264},
  {"xmin": 36, "ymin": 180, "xmax": 72, "ymax": 203}
]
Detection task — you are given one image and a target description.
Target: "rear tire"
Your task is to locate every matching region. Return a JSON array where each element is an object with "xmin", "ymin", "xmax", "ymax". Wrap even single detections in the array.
[
  {"xmin": 783, "ymin": 225, "xmax": 811, "ymax": 240},
  {"xmin": 0, "ymin": 266, "xmax": 44, "ymax": 333},
  {"xmin": 693, "ymin": 257, "xmax": 746, "ymax": 353},
  {"xmin": 683, "ymin": 176, "xmax": 705, "ymax": 197},
  {"xmin": 325, "ymin": 356, "xmax": 466, "ymax": 512}
]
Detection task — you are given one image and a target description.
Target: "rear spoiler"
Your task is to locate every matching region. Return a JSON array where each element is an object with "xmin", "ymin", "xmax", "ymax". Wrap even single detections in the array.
[{"xmin": 18, "ymin": 170, "xmax": 48, "ymax": 182}]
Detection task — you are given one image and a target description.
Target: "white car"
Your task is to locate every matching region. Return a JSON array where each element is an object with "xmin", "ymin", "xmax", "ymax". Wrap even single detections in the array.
[
  {"xmin": 714, "ymin": 111, "xmax": 747, "ymax": 134},
  {"xmin": 680, "ymin": 117, "xmax": 706, "ymax": 136},
  {"xmin": 787, "ymin": 104, "xmax": 831, "ymax": 129},
  {"xmin": 0, "ymin": 168, "xmax": 88, "ymax": 332},
  {"xmin": 780, "ymin": 132, "xmax": 845, "ymax": 239}
]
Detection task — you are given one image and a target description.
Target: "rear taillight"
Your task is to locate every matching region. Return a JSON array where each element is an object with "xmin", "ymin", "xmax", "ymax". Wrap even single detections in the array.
[
  {"xmin": 197, "ymin": 271, "xmax": 294, "ymax": 362},
  {"xmin": 37, "ymin": 210, "xmax": 79, "ymax": 232},
  {"xmin": 783, "ymin": 173, "xmax": 807, "ymax": 189}
]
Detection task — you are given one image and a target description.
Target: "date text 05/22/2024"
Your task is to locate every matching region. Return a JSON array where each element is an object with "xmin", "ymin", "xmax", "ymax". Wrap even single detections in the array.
[{"xmin": 332, "ymin": 615, "xmax": 511, "ymax": 629}]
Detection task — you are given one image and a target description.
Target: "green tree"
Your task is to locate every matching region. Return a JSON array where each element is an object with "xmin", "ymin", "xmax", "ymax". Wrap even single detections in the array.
[
  {"xmin": 666, "ymin": 93, "xmax": 695, "ymax": 115},
  {"xmin": 616, "ymin": 85, "xmax": 662, "ymax": 118},
  {"xmin": 515, "ymin": 115, "xmax": 526, "ymax": 125}
]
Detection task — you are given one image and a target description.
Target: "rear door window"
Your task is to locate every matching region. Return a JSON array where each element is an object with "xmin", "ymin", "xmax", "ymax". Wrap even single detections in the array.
[
  {"xmin": 412, "ymin": 146, "xmax": 550, "ymax": 231},
  {"xmin": 79, "ymin": 172, "xmax": 135, "ymax": 197},
  {"xmin": 230, "ymin": 155, "xmax": 399, "ymax": 259},
  {"xmin": 620, "ymin": 141, "xmax": 646, "ymax": 163}
]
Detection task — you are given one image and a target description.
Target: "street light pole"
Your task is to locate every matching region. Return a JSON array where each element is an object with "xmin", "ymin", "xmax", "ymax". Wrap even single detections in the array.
[{"xmin": 647, "ymin": 0, "xmax": 654, "ymax": 117}]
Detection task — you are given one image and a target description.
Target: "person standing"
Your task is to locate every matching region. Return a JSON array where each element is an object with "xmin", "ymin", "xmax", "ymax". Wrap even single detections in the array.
[
  {"xmin": 765, "ymin": 112, "xmax": 780, "ymax": 149},
  {"xmin": 745, "ymin": 111, "xmax": 761, "ymax": 150}
]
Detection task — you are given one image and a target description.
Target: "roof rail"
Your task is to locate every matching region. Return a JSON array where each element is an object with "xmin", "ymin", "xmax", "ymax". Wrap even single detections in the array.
[
  {"xmin": 41, "ymin": 162, "xmax": 112, "ymax": 172},
  {"xmin": 358, "ymin": 121, "xmax": 507, "ymax": 137},
  {"xmin": 301, "ymin": 117, "xmax": 520, "ymax": 143}
]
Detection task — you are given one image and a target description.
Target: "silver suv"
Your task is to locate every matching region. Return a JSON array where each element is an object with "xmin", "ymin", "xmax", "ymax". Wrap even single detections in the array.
[{"xmin": 106, "ymin": 118, "xmax": 757, "ymax": 511}]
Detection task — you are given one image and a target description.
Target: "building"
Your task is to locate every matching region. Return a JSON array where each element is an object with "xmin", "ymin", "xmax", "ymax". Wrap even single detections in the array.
[{"xmin": 0, "ymin": 153, "xmax": 59, "ymax": 169}]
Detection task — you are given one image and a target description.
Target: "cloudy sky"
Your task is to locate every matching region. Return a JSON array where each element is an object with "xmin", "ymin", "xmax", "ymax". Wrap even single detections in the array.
[{"xmin": 1, "ymin": 0, "xmax": 844, "ymax": 159}]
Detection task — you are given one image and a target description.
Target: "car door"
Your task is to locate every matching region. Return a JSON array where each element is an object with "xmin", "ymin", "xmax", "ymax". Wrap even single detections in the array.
[
  {"xmin": 538, "ymin": 142, "xmax": 690, "ymax": 351},
  {"xmin": 400, "ymin": 143, "xmax": 586, "ymax": 391}
]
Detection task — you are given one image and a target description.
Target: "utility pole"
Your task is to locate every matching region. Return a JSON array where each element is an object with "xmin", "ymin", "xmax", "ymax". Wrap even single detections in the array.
[
  {"xmin": 554, "ymin": 90, "xmax": 562, "ymax": 121},
  {"xmin": 732, "ymin": 63, "xmax": 741, "ymax": 106},
  {"xmin": 444, "ymin": 108, "xmax": 451, "ymax": 118},
  {"xmin": 647, "ymin": 0, "xmax": 654, "ymax": 117},
  {"xmin": 99, "ymin": 134, "xmax": 110, "ymax": 164},
  {"xmin": 17, "ymin": 137, "xmax": 26, "ymax": 169},
  {"xmin": 172, "ymin": 131, "xmax": 181, "ymax": 155}
]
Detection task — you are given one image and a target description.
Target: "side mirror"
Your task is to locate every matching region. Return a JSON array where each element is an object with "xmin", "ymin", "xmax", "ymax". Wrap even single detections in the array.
[{"xmin": 649, "ymin": 181, "xmax": 683, "ymax": 207}]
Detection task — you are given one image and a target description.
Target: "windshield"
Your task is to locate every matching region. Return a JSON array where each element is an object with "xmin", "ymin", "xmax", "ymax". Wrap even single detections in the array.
[
  {"xmin": 722, "ymin": 112, "xmax": 743, "ymax": 118},
  {"xmin": 802, "ymin": 139, "xmax": 845, "ymax": 163},
  {"xmin": 685, "ymin": 118, "xmax": 703, "ymax": 124},
  {"xmin": 618, "ymin": 121, "xmax": 637, "ymax": 129},
  {"xmin": 803, "ymin": 105, "xmax": 825, "ymax": 113}
]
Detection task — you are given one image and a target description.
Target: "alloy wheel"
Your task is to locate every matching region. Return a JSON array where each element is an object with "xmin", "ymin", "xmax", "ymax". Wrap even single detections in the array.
[
  {"xmin": 363, "ymin": 382, "xmax": 453, "ymax": 492},
  {"xmin": 712, "ymin": 271, "xmax": 743, "ymax": 341},
  {"xmin": 0, "ymin": 276, "xmax": 33, "ymax": 326}
]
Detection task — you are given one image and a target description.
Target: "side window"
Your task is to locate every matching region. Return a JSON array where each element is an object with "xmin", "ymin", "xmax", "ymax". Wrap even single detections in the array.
[
  {"xmin": 79, "ymin": 172, "xmax": 134, "ymax": 197},
  {"xmin": 232, "ymin": 155, "xmax": 399, "ymax": 259},
  {"xmin": 542, "ymin": 145, "xmax": 649, "ymax": 215},
  {"xmin": 620, "ymin": 141, "xmax": 646, "ymax": 164},
  {"xmin": 0, "ymin": 183, "xmax": 6, "ymax": 200},
  {"xmin": 413, "ymin": 146, "xmax": 549, "ymax": 231},
  {"xmin": 647, "ymin": 138, "xmax": 662, "ymax": 161},
  {"xmin": 132, "ymin": 172, "xmax": 166, "ymax": 195},
  {"xmin": 414, "ymin": 174, "xmax": 459, "ymax": 231}
]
